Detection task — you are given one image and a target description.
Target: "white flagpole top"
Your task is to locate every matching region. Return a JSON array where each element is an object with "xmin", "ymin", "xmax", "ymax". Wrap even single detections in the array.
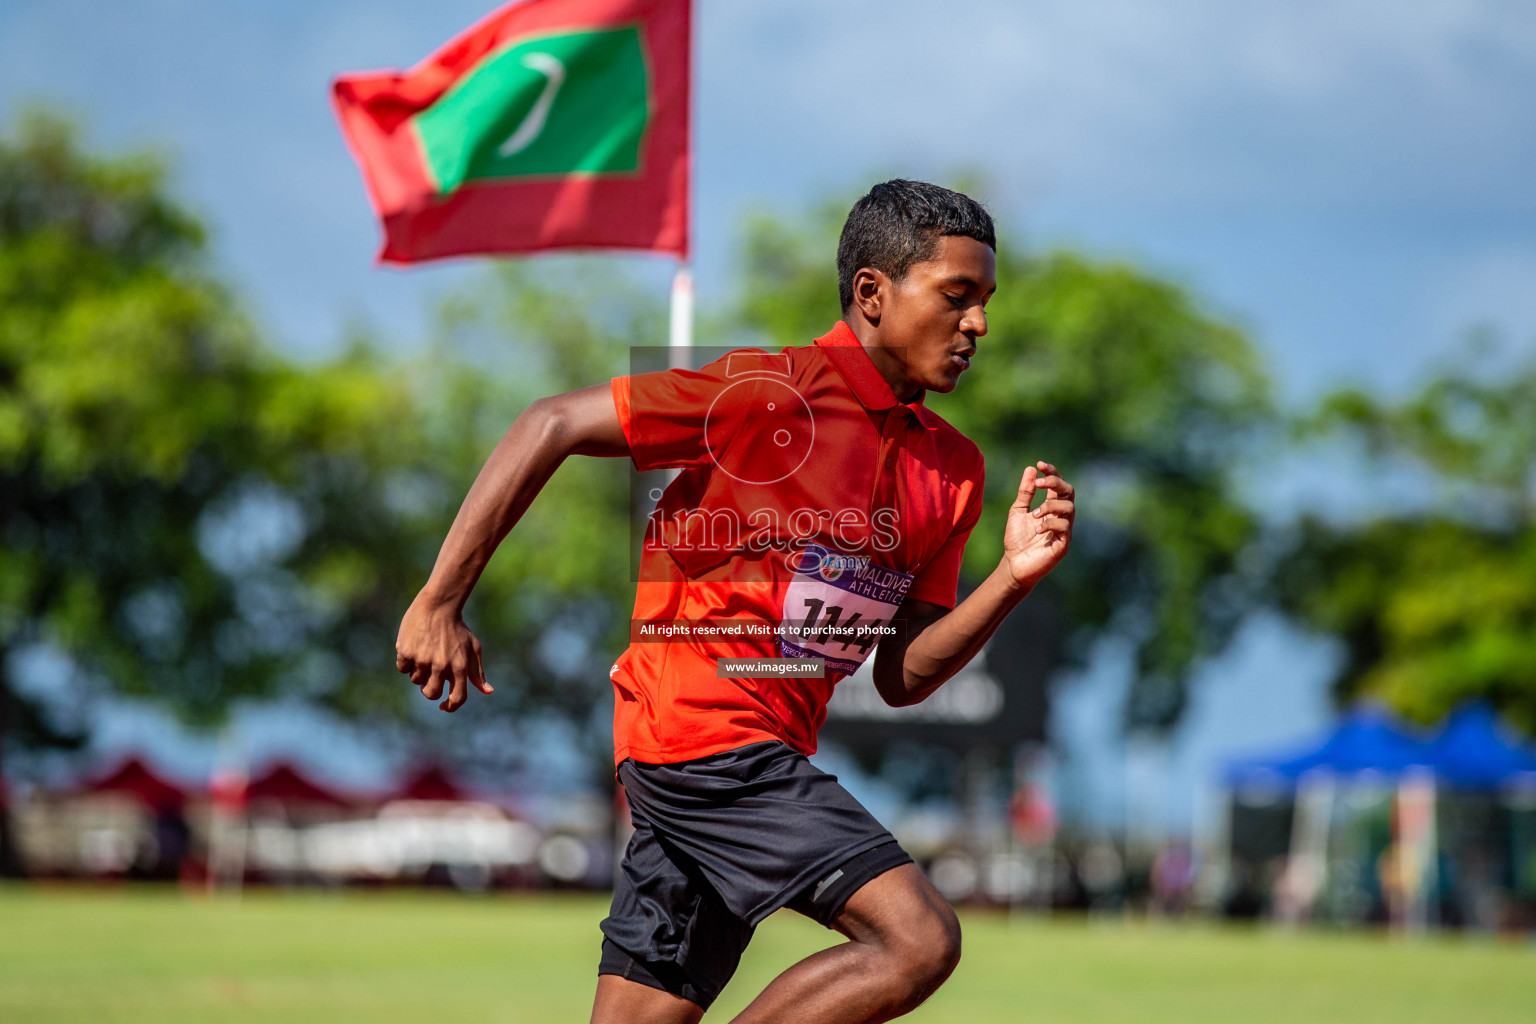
[{"xmin": 668, "ymin": 263, "xmax": 693, "ymax": 367}]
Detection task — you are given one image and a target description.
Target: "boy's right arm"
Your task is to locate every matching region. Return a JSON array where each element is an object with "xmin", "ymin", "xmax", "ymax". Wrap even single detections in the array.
[{"xmin": 394, "ymin": 382, "xmax": 628, "ymax": 713}]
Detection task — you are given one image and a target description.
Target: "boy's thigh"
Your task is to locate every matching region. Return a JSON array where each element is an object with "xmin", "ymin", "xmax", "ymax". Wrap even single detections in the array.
[
  {"xmin": 782, "ymin": 839, "xmax": 915, "ymax": 927},
  {"xmin": 590, "ymin": 973, "xmax": 704, "ymax": 1024}
]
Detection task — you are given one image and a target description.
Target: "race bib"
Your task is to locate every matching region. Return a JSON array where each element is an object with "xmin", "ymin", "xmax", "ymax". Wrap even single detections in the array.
[{"xmin": 779, "ymin": 543, "xmax": 914, "ymax": 676}]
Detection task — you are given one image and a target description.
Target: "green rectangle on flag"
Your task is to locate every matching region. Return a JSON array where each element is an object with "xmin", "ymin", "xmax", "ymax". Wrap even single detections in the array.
[{"xmin": 413, "ymin": 26, "xmax": 650, "ymax": 192}]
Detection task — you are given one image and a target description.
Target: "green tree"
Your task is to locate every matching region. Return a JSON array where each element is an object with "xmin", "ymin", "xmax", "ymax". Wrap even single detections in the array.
[
  {"xmin": 0, "ymin": 111, "xmax": 439, "ymax": 871},
  {"xmin": 1274, "ymin": 344, "xmax": 1536, "ymax": 732},
  {"xmin": 0, "ymin": 112, "xmax": 668, "ymax": 855},
  {"xmin": 731, "ymin": 203, "xmax": 1273, "ymax": 732}
]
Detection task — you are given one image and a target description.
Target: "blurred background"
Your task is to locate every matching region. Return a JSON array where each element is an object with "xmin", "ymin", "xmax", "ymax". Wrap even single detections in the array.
[{"xmin": 1, "ymin": 1, "xmax": 1535, "ymax": 1020}]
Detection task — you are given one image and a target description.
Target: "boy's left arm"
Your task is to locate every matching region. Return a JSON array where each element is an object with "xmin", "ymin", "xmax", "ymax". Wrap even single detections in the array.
[{"xmin": 871, "ymin": 461, "xmax": 1074, "ymax": 707}]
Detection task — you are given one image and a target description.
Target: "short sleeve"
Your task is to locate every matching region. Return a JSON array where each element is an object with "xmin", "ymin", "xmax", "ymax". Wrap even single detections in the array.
[
  {"xmin": 904, "ymin": 450, "xmax": 986, "ymax": 609},
  {"xmin": 611, "ymin": 348, "xmax": 788, "ymax": 473}
]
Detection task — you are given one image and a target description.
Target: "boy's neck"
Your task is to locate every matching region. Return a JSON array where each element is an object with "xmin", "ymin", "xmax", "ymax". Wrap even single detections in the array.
[{"xmin": 845, "ymin": 316, "xmax": 921, "ymax": 404}]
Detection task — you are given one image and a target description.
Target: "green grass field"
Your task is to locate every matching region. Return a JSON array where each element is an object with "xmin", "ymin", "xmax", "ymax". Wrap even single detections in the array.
[{"xmin": 1, "ymin": 885, "xmax": 1531, "ymax": 1023}]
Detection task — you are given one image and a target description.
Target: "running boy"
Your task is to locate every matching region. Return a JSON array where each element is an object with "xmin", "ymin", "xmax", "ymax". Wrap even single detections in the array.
[{"xmin": 395, "ymin": 180, "xmax": 1075, "ymax": 1023}]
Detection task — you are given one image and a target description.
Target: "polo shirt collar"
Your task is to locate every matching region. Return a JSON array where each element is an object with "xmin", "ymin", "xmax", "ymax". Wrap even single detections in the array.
[{"xmin": 813, "ymin": 321, "xmax": 927, "ymax": 413}]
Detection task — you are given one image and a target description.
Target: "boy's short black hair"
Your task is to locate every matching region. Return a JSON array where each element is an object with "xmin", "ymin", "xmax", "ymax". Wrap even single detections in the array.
[{"xmin": 836, "ymin": 179, "xmax": 996, "ymax": 312}]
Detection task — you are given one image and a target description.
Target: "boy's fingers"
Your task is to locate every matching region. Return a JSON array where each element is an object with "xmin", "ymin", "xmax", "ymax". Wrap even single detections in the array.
[
  {"xmin": 441, "ymin": 667, "xmax": 468, "ymax": 712},
  {"xmin": 1016, "ymin": 465, "xmax": 1039, "ymax": 505},
  {"xmin": 1034, "ymin": 475, "xmax": 1074, "ymax": 499},
  {"xmin": 470, "ymin": 644, "xmax": 493, "ymax": 695},
  {"xmin": 1031, "ymin": 499, "xmax": 1075, "ymax": 518}
]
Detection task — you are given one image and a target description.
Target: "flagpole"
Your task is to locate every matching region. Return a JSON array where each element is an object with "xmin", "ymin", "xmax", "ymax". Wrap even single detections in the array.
[
  {"xmin": 668, "ymin": 0, "xmax": 695, "ymax": 370},
  {"xmin": 668, "ymin": 262, "xmax": 693, "ymax": 367}
]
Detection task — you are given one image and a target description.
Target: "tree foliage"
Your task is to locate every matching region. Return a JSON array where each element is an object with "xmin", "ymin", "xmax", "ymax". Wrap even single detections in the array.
[
  {"xmin": 0, "ymin": 113, "xmax": 655, "ymax": 803},
  {"xmin": 0, "ymin": 109, "xmax": 433, "ymax": 752},
  {"xmin": 1274, "ymin": 347, "xmax": 1536, "ymax": 732}
]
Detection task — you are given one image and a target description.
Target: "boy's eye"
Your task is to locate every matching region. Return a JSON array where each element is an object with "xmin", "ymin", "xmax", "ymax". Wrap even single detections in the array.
[{"xmin": 945, "ymin": 293, "xmax": 965, "ymax": 307}]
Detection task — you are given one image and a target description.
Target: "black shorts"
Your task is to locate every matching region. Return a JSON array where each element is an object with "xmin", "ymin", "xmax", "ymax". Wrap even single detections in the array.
[{"xmin": 597, "ymin": 740, "xmax": 913, "ymax": 1010}]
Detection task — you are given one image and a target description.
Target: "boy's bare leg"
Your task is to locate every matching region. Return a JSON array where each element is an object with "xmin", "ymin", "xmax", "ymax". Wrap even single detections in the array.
[
  {"xmin": 728, "ymin": 863, "xmax": 961, "ymax": 1024},
  {"xmin": 590, "ymin": 975, "xmax": 704, "ymax": 1024}
]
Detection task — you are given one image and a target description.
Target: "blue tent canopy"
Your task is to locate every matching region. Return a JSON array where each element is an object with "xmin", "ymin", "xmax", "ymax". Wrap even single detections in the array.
[
  {"xmin": 1225, "ymin": 705, "xmax": 1433, "ymax": 789},
  {"xmin": 1425, "ymin": 702, "xmax": 1536, "ymax": 790},
  {"xmin": 1225, "ymin": 702, "xmax": 1536, "ymax": 791}
]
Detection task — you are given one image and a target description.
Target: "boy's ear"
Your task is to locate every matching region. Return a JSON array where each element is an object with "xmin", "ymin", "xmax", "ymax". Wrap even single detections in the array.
[{"xmin": 850, "ymin": 267, "xmax": 886, "ymax": 325}]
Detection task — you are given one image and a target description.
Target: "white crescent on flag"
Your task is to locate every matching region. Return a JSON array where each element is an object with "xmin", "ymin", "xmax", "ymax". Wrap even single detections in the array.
[{"xmin": 499, "ymin": 52, "xmax": 566, "ymax": 157}]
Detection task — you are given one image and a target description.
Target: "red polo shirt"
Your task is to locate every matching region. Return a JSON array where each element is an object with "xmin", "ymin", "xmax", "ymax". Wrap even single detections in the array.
[{"xmin": 607, "ymin": 321, "xmax": 986, "ymax": 764}]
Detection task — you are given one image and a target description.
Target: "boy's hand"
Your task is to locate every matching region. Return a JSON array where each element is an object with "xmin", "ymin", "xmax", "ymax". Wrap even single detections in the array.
[
  {"xmin": 395, "ymin": 595, "xmax": 492, "ymax": 713},
  {"xmin": 1001, "ymin": 460, "xmax": 1075, "ymax": 591}
]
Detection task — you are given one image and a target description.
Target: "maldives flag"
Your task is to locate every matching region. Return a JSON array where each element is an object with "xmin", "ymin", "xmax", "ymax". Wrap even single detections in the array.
[{"xmin": 332, "ymin": 0, "xmax": 690, "ymax": 263}]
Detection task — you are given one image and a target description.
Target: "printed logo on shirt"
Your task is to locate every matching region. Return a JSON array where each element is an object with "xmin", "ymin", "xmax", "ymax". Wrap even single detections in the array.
[{"xmin": 779, "ymin": 543, "xmax": 912, "ymax": 676}]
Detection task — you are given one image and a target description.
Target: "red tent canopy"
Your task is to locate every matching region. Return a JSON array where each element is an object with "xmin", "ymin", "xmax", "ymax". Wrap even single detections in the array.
[
  {"xmin": 76, "ymin": 757, "xmax": 191, "ymax": 812},
  {"xmin": 390, "ymin": 765, "xmax": 468, "ymax": 803},
  {"xmin": 246, "ymin": 762, "xmax": 356, "ymax": 809}
]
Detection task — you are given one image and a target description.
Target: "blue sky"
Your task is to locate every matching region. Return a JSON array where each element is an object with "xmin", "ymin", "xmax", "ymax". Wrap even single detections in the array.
[{"xmin": 4, "ymin": 0, "xmax": 1534, "ymax": 832}]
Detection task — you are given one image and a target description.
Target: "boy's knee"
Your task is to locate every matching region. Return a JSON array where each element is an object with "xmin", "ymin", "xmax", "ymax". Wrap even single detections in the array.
[
  {"xmin": 835, "ymin": 862, "xmax": 962, "ymax": 1012},
  {"xmin": 887, "ymin": 902, "xmax": 961, "ymax": 1007}
]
